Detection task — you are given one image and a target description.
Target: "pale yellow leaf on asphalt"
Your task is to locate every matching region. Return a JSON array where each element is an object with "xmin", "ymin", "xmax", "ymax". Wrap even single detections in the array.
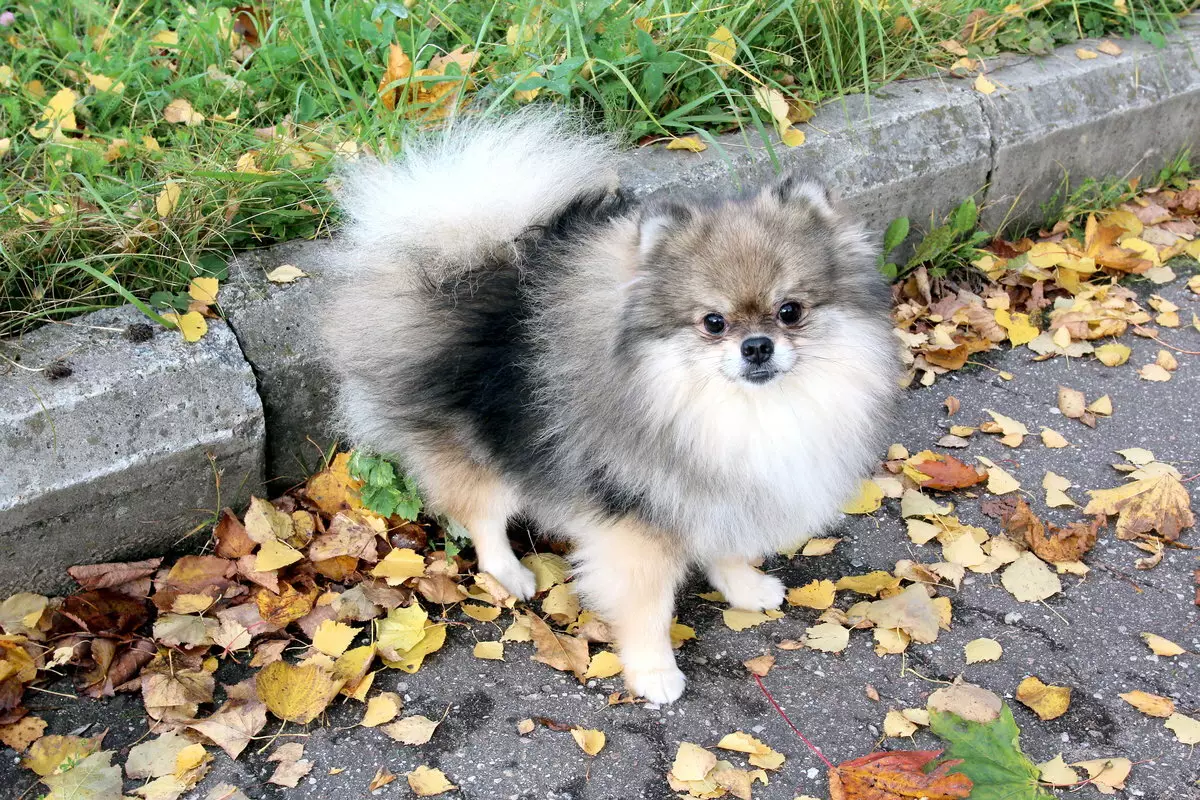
[
  {"xmin": 384, "ymin": 716, "xmax": 440, "ymax": 746},
  {"xmin": 884, "ymin": 709, "xmax": 917, "ymax": 737},
  {"xmin": 1095, "ymin": 342, "xmax": 1131, "ymax": 366},
  {"xmin": 473, "ymin": 641, "xmax": 504, "ymax": 661},
  {"xmin": 1038, "ymin": 754, "xmax": 1081, "ymax": 786},
  {"xmin": 786, "ymin": 579, "xmax": 836, "ymax": 610},
  {"xmin": 1141, "ymin": 632, "xmax": 1185, "ymax": 656},
  {"xmin": 801, "ymin": 537, "xmax": 841, "ymax": 556},
  {"xmin": 1041, "ymin": 427, "xmax": 1069, "ymax": 448},
  {"xmin": 1001, "ymin": 552, "xmax": 1061, "ymax": 602},
  {"xmin": 1119, "ymin": 690, "xmax": 1175, "ymax": 718},
  {"xmin": 964, "ymin": 638, "xmax": 1002, "ymax": 663},
  {"xmin": 571, "ymin": 728, "xmax": 605, "ymax": 756},
  {"xmin": 1165, "ymin": 713, "xmax": 1200, "ymax": 745},
  {"xmin": 671, "ymin": 742, "xmax": 717, "ymax": 782},
  {"xmin": 360, "ymin": 692, "xmax": 401, "ymax": 727},
  {"xmin": 583, "ymin": 650, "xmax": 622, "ymax": 679},
  {"xmin": 407, "ymin": 765, "xmax": 455, "ymax": 796},
  {"xmin": 841, "ymin": 479, "xmax": 883, "ymax": 514},
  {"xmin": 665, "ymin": 135, "xmax": 707, "ymax": 152},
  {"xmin": 803, "ymin": 622, "xmax": 850, "ymax": 653},
  {"xmin": 1016, "ymin": 676, "xmax": 1071, "ymax": 720}
]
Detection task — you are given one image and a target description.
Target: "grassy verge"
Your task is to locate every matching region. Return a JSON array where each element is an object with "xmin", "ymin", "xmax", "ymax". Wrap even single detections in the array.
[{"xmin": 1, "ymin": 0, "xmax": 1194, "ymax": 337}]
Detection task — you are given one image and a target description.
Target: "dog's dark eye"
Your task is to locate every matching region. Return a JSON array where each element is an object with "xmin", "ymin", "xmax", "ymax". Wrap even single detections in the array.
[
  {"xmin": 777, "ymin": 302, "xmax": 803, "ymax": 326},
  {"xmin": 702, "ymin": 313, "xmax": 727, "ymax": 335}
]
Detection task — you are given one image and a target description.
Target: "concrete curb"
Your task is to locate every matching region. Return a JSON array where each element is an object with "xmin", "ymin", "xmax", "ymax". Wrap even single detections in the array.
[
  {"xmin": 0, "ymin": 307, "xmax": 264, "ymax": 595},
  {"xmin": 3, "ymin": 26, "xmax": 1199, "ymax": 592}
]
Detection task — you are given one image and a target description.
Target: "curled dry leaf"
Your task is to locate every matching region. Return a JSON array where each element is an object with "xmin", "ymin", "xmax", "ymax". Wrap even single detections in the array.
[
  {"xmin": 1015, "ymin": 676, "xmax": 1071, "ymax": 720},
  {"xmin": 829, "ymin": 750, "xmax": 972, "ymax": 800}
]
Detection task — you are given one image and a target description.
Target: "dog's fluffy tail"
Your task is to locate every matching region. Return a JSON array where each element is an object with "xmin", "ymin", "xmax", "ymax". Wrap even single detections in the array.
[{"xmin": 331, "ymin": 111, "xmax": 618, "ymax": 279}]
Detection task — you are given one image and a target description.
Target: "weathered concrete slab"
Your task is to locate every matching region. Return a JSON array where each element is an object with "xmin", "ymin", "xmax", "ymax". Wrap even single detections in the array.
[
  {"xmin": 981, "ymin": 23, "xmax": 1200, "ymax": 231},
  {"xmin": 0, "ymin": 306, "xmax": 265, "ymax": 595},
  {"xmin": 620, "ymin": 77, "xmax": 992, "ymax": 239},
  {"xmin": 221, "ymin": 239, "xmax": 340, "ymax": 489}
]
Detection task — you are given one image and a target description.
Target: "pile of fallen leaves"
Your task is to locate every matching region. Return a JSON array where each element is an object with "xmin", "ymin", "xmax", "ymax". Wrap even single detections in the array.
[{"xmin": 895, "ymin": 179, "xmax": 1200, "ymax": 386}]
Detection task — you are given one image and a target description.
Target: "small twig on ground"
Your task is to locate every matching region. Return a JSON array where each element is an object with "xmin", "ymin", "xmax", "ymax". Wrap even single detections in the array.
[
  {"xmin": 752, "ymin": 674, "xmax": 835, "ymax": 771},
  {"xmin": 1134, "ymin": 325, "xmax": 1200, "ymax": 355}
]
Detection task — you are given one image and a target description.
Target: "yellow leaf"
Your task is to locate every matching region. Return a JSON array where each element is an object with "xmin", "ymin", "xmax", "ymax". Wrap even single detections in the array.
[
  {"xmin": 964, "ymin": 638, "xmax": 1002, "ymax": 663},
  {"xmin": 583, "ymin": 650, "xmax": 622, "ymax": 679},
  {"xmin": 840, "ymin": 479, "xmax": 883, "ymax": 514},
  {"xmin": 360, "ymin": 692, "xmax": 401, "ymax": 727},
  {"xmin": 1095, "ymin": 342, "xmax": 1131, "ymax": 367},
  {"xmin": 151, "ymin": 30, "xmax": 179, "ymax": 46},
  {"xmin": 23, "ymin": 734, "xmax": 105, "ymax": 776},
  {"xmin": 163, "ymin": 97, "xmax": 204, "ymax": 125},
  {"xmin": 473, "ymin": 641, "xmax": 504, "ymax": 660},
  {"xmin": 717, "ymin": 732, "xmax": 786, "ymax": 769},
  {"xmin": 1084, "ymin": 473, "xmax": 1194, "ymax": 541},
  {"xmin": 377, "ymin": 43, "xmax": 412, "ymax": 110},
  {"xmin": 371, "ymin": 548, "xmax": 426, "ymax": 585},
  {"xmin": 669, "ymin": 621, "xmax": 695, "ymax": 649},
  {"xmin": 312, "ymin": 620, "xmax": 361, "ymax": 658},
  {"xmin": 884, "ymin": 709, "xmax": 918, "ymax": 737},
  {"xmin": 1016, "ymin": 676, "xmax": 1071, "ymax": 720},
  {"xmin": 706, "ymin": 26, "xmax": 737, "ymax": 67},
  {"xmin": 1001, "ymin": 552, "xmax": 1061, "ymax": 602},
  {"xmin": 519, "ymin": 552, "xmax": 571, "ymax": 593},
  {"xmin": 383, "ymin": 623, "xmax": 446, "ymax": 673},
  {"xmin": 85, "ymin": 72, "xmax": 123, "ymax": 93},
  {"xmin": 835, "ymin": 571, "xmax": 901, "ymax": 596},
  {"xmin": 188, "ymin": 276, "xmax": 218, "ymax": 305},
  {"xmin": 974, "ymin": 74, "xmax": 996, "ymax": 94},
  {"xmin": 721, "ymin": 608, "xmax": 773, "ymax": 631},
  {"xmin": 978, "ymin": 456, "xmax": 1020, "ymax": 495},
  {"xmin": 1165, "ymin": 713, "xmax": 1200, "ymax": 745},
  {"xmin": 29, "ymin": 88, "xmax": 79, "ymax": 140},
  {"xmin": 800, "ymin": 537, "xmax": 841, "ymax": 556},
  {"xmin": 1087, "ymin": 394, "xmax": 1113, "ymax": 415},
  {"xmin": 254, "ymin": 538, "xmax": 303, "ymax": 572},
  {"xmin": 994, "ymin": 309, "xmax": 1039, "ymax": 345},
  {"xmin": 161, "ymin": 311, "xmax": 208, "ymax": 343},
  {"xmin": 1038, "ymin": 754, "xmax": 1081, "ymax": 786},
  {"xmin": 665, "ymin": 135, "xmax": 707, "ymax": 152},
  {"xmin": 1040, "ymin": 427, "xmax": 1069, "ymax": 448},
  {"xmin": 571, "ymin": 728, "xmax": 605, "ymax": 756},
  {"xmin": 1097, "ymin": 40, "xmax": 1123, "ymax": 56},
  {"xmin": 803, "ymin": 622, "xmax": 850, "ymax": 653},
  {"xmin": 376, "ymin": 605, "xmax": 429, "ymax": 657},
  {"xmin": 0, "ymin": 66, "xmax": 13, "ymax": 87},
  {"xmin": 255, "ymin": 661, "xmax": 344, "ymax": 724},
  {"xmin": 1075, "ymin": 48, "xmax": 1098, "ymax": 59},
  {"xmin": 781, "ymin": 127, "xmax": 806, "ymax": 147},
  {"xmin": 1119, "ymin": 690, "xmax": 1175, "ymax": 718},
  {"xmin": 786, "ymin": 579, "xmax": 836, "ymax": 610},
  {"xmin": 265, "ymin": 265, "xmax": 307, "ymax": 284},
  {"xmin": 513, "ymin": 70, "xmax": 542, "ymax": 103},
  {"xmin": 383, "ymin": 715, "xmax": 440, "ymax": 745},
  {"xmin": 670, "ymin": 742, "xmax": 716, "ymax": 782},
  {"xmin": 1141, "ymin": 632, "xmax": 1185, "ymax": 656},
  {"xmin": 461, "ymin": 604, "xmax": 500, "ymax": 623},
  {"xmin": 407, "ymin": 765, "xmax": 456, "ymax": 797},
  {"xmin": 155, "ymin": 181, "xmax": 182, "ymax": 218},
  {"xmin": 541, "ymin": 583, "xmax": 580, "ymax": 625}
]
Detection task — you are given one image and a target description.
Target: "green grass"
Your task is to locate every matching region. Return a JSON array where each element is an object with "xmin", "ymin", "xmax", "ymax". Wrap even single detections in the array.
[{"xmin": 0, "ymin": 0, "xmax": 1194, "ymax": 336}]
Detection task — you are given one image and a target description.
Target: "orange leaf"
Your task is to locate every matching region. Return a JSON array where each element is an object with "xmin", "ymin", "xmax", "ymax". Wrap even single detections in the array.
[
  {"xmin": 909, "ymin": 453, "xmax": 986, "ymax": 491},
  {"xmin": 830, "ymin": 750, "xmax": 972, "ymax": 800}
]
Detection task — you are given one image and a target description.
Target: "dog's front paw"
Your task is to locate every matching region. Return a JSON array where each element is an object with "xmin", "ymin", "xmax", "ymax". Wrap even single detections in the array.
[
  {"xmin": 480, "ymin": 557, "xmax": 538, "ymax": 602},
  {"xmin": 625, "ymin": 664, "xmax": 686, "ymax": 705},
  {"xmin": 721, "ymin": 571, "xmax": 786, "ymax": 611}
]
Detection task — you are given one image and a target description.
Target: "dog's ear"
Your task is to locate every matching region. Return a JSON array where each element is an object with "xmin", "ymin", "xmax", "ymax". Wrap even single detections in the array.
[
  {"xmin": 637, "ymin": 201, "xmax": 694, "ymax": 262},
  {"xmin": 766, "ymin": 170, "xmax": 839, "ymax": 214}
]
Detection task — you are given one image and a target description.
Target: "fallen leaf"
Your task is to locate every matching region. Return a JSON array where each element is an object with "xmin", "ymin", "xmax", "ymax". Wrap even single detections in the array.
[
  {"xmin": 164, "ymin": 97, "xmax": 204, "ymax": 125},
  {"xmin": 266, "ymin": 743, "xmax": 313, "ymax": 788},
  {"xmin": 905, "ymin": 451, "xmax": 985, "ymax": 490},
  {"xmin": 742, "ymin": 654, "xmax": 774, "ymax": 677},
  {"xmin": 1043, "ymin": 471, "xmax": 1077, "ymax": 508},
  {"xmin": 1038, "ymin": 754, "xmax": 1081, "ymax": 786},
  {"xmin": 884, "ymin": 710, "xmax": 918, "ymax": 738},
  {"xmin": 829, "ymin": 750, "xmax": 971, "ymax": 800},
  {"xmin": 187, "ymin": 690, "xmax": 267, "ymax": 760},
  {"xmin": 974, "ymin": 74, "xmax": 996, "ymax": 94},
  {"xmin": 665, "ymin": 136, "xmax": 707, "ymax": 152},
  {"xmin": 383, "ymin": 715, "xmax": 440, "ymax": 745},
  {"xmin": 162, "ymin": 311, "xmax": 208, "ymax": 343},
  {"xmin": 41, "ymin": 750, "xmax": 123, "ymax": 800},
  {"xmin": 1085, "ymin": 471, "xmax": 1195, "ymax": 541},
  {"xmin": 473, "ymin": 641, "xmax": 504, "ymax": 660},
  {"xmin": 1001, "ymin": 552, "xmax": 1061, "ymax": 602},
  {"xmin": 1095, "ymin": 342, "xmax": 1131, "ymax": 366},
  {"xmin": 1076, "ymin": 47, "xmax": 1098, "ymax": 59},
  {"xmin": 801, "ymin": 537, "xmax": 841, "ymax": 556},
  {"xmin": 929, "ymin": 704, "xmax": 1044, "ymax": 796},
  {"xmin": 1164, "ymin": 712, "xmax": 1200, "ymax": 745},
  {"xmin": 716, "ymin": 732, "xmax": 785, "ymax": 770},
  {"xmin": 1040, "ymin": 427, "xmax": 1069, "ymax": 448},
  {"xmin": 1141, "ymin": 632, "xmax": 1185, "ymax": 656},
  {"xmin": 1071, "ymin": 757, "xmax": 1131, "ymax": 794},
  {"xmin": 255, "ymin": 660, "xmax": 343, "ymax": 724},
  {"xmin": 1139, "ymin": 363, "xmax": 1172, "ymax": 381},
  {"xmin": 977, "ymin": 456, "xmax": 1020, "ymax": 495},
  {"xmin": 519, "ymin": 553, "xmax": 571, "ymax": 593},
  {"xmin": 371, "ymin": 548, "xmax": 426, "ymax": 584},
  {"xmin": 1119, "ymin": 690, "xmax": 1175, "ymax": 718},
  {"xmin": 786, "ymin": 579, "xmax": 836, "ymax": 609},
  {"xmin": 866, "ymin": 584, "xmax": 941, "ymax": 643},
  {"xmin": 527, "ymin": 612, "xmax": 589, "ymax": 680},
  {"xmin": 841, "ymin": 479, "xmax": 884, "ymax": 513},
  {"xmin": 964, "ymin": 638, "xmax": 1002, "ymax": 664},
  {"xmin": 835, "ymin": 571, "xmax": 901, "ymax": 596},
  {"xmin": 1097, "ymin": 40, "xmax": 1123, "ymax": 55},
  {"xmin": 583, "ymin": 650, "xmax": 622, "ymax": 679},
  {"xmin": 706, "ymin": 26, "xmax": 737, "ymax": 67},
  {"xmin": 361, "ymin": 692, "xmax": 402, "ymax": 727},
  {"xmin": 265, "ymin": 265, "xmax": 307, "ymax": 283},
  {"xmin": 803, "ymin": 622, "xmax": 850, "ymax": 653},
  {"xmin": 571, "ymin": 728, "xmax": 605, "ymax": 756},
  {"xmin": 1016, "ymin": 676, "xmax": 1071, "ymax": 720},
  {"xmin": 407, "ymin": 765, "xmax": 456, "ymax": 796}
]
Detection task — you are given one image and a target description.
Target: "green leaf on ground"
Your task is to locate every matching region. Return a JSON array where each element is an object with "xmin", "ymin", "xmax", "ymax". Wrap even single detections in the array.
[{"xmin": 928, "ymin": 705, "xmax": 1052, "ymax": 800}]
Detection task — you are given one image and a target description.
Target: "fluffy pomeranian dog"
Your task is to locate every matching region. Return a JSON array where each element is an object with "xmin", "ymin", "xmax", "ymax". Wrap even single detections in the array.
[{"xmin": 323, "ymin": 113, "xmax": 900, "ymax": 704}]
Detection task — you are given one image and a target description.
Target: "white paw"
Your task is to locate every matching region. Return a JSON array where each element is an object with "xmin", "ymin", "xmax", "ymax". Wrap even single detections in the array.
[
  {"xmin": 481, "ymin": 557, "xmax": 538, "ymax": 601},
  {"xmin": 721, "ymin": 572, "xmax": 786, "ymax": 612},
  {"xmin": 625, "ymin": 664, "xmax": 687, "ymax": 705}
]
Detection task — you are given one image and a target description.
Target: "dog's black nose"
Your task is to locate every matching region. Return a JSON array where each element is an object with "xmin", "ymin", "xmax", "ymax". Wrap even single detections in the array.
[{"xmin": 740, "ymin": 336, "xmax": 774, "ymax": 365}]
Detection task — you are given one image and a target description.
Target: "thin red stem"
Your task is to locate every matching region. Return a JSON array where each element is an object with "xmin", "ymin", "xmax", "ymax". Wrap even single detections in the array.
[{"xmin": 753, "ymin": 674, "xmax": 835, "ymax": 770}]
